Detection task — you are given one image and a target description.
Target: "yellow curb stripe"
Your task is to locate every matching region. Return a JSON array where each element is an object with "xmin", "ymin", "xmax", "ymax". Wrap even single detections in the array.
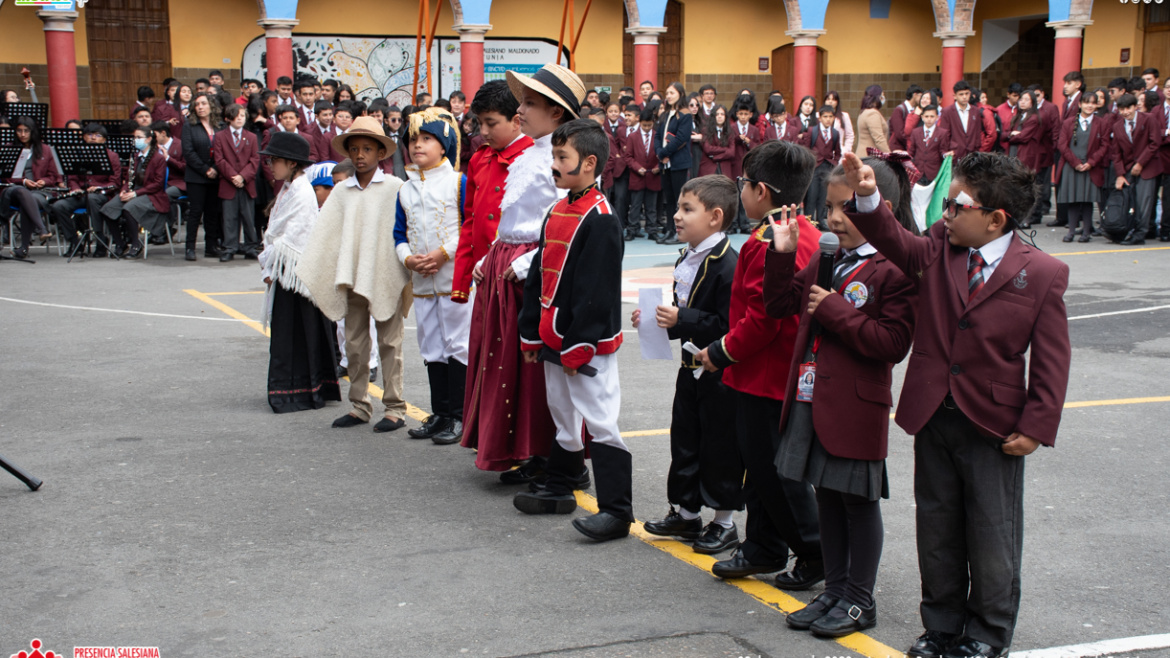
[
  {"xmin": 1051, "ymin": 245, "xmax": 1170, "ymax": 257},
  {"xmin": 201, "ymin": 291, "xmax": 267, "ymax": 295}
]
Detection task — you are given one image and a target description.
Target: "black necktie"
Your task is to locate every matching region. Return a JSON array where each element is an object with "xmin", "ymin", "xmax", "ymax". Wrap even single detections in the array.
[{"xmin": 833, "ymin": 251, "xmax": 873, "ymax": 289}]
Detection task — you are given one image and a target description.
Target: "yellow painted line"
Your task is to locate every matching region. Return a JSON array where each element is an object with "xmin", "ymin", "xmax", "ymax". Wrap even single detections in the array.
[
  {"xmin": 621, "ymin": 428, "xmax": 670, "ymax": 438},
  {"xmin": 573, "ymin": 490, "xmax": 906, "ymax": 658},
  {"xmin": 201, "ymin": 290, "xmax": 266, "ymax": 296},
  {"xmin": 185, "ymin": 289, "xmax": 429, "ymax": 422},
  {"xmin": 1051, "ymin": 245, "xmax": 1170, "ymax": 257}
]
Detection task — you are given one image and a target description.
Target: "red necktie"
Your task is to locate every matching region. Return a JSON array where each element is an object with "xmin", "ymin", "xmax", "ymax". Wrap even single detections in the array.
[{"xmin": 968, "ymin": 250, "xmax": 986, "ymax": 298}]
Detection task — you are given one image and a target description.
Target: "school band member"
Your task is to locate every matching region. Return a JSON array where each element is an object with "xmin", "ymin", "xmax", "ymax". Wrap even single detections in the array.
[
  {"xmin": 907, "ymin": 105, "xmax": 950, "ymax": 185},
  {"xmin": 800, "ymin": 106, "xmax": 843, "ymax": 227},
  {"xmin": 151, "ymin": 120, "xmax": 185, "ymax": 243},
  {"xmin": 889, "ymin": 85, "xmax": 923, "ymax": 152},
  {"xmin": 50, "ymin": 124, "xmax": 121, "ymax": 256},
  {"xmin": 856, "ymin": 86, "xmax": 890, "ymax": 155},
  {"xmin": 939, "ymin": 81, "xmax": 995, "ymax": 162},
  {"xmin": 98, "ymin": 124, "xmax": 169, "ymax": 259},
  {"xmin": 824, "ymin": 91, "xmax": 855, "ymax": 155},
  {"xmin": 625, "ymin": 106, "xmax": 663, "ymax": 240},
  {"xmin": 843, "ymin": 149, "xmax": 1071, "ymax": 658},
  {"xmin": 695, "ymin": 141, "xmax": 825, "ymax": 591},
  {"xmin": 1111, "ymin": 93, "xmax": 1163, "ymax": 245},
  {"xmin": 212, "ymin": 104, "xmax": 261, "ymax": 261},
  {"xmin": 1, "ymin": 117, "xmax": 57, "ymax": 259},
  {"xmin": 655, "ymin": 82, "xmax": 694, "ymax": 246},
  {"xmin": 637, "ymin": 176, "xmax": 743, "ymax": 554},
  {"xmin": 1056, "ymin": 93, "xmax": 1109, "ymax": 243},
  {"xmin": 764, "ymin": 155, "xmax": 919, "ymax": 639},
  {"xmin": 182, "ymin": 93, "xmax": 224, "ymax": 260}
]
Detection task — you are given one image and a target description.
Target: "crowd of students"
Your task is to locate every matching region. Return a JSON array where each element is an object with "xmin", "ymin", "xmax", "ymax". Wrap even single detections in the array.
[{"xmin": 4, "ymin": 61, "xmax": 1082, "ymax": 658}]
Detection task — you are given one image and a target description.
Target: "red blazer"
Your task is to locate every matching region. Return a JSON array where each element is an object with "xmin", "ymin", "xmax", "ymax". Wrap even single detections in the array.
[
  {"xmin": 699, "ymin": 131, "xmax": 736, "ymax": 176},
  {"xmin": 1006, "ymin": 112, "xmax": 1044, "ymax": 171},
  {"xmin": 623, "ymin": 128, "xmax": 662, "ymax": 192},
  {"xmin": 123, "ymin": 149, "xmax": 170, "ymax": 213},
  {"xmin": 939, "ymin": 104, "xmax": 993, "ymax": 160},
  {"xmin": 907, "ymin": 125, "xmax": 950, "ymax": 182},
  {"xmin": 313, "ymin": 125, "xmax": 343, "ymax": 163},
  {"xmin": 1035, "ymin": 100, "xmax": 1060, "ymax": 168},
  {"xmin": 888, "ymin": 102, "xmax": 912, "ymax": 151},
  {"xmin": 1055, "ymin": 114, "xmax": 1111, "ymax": 189},
  {"xmin": 452, "ymin": 135, "xmax": 534, "ymax": 302},
  {"xmin": 995, "ymin": 102, "xmax": 1017, "ymax": 151},
  {"xmin": 763, "ymin": 117, "xmax": 801, "ymax": 143},
  {"xmin": 4, "ymin": 143, "xmax": 61, "ymax": 187},
  {"xmin": 212, "ymin": 128, "xmax": 259, "ymax": 199},
  {"xmin": 1111, "ymin": 112, "xmax": 1163, "ymax": 180},
  {"xmin": 704, "ymin": 217, "xmax": 820, "ymax": 400},
  {"xmin": 849, "ymin": 199, "xmax": 1071, "ymax": 446},
  {"xmin": 764, "ymin": 247, "xmax": 917, "ymax": 460},
  {"xmin": 67, "ymin": 148, "xmax": 122, "ymax": 192},
  {"xmin": 800, "ymin": 126, "xmax": 842, "ymax": 168}
]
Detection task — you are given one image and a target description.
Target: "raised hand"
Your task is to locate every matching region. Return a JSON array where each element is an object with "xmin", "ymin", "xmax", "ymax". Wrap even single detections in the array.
[{"xmin": 766, "ymin": 204, "xmax": 801, "ymax": 253}]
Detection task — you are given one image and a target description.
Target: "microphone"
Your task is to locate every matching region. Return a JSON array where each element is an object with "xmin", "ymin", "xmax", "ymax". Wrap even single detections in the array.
[{"xmin": 811, "ymin": 232, "xmax": 839, "ymax": 336}]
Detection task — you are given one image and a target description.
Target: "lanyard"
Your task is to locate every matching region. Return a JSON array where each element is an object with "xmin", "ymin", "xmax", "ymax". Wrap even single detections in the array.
[{"xmin": 811, "ymin": 257, "xmax": 872, "ymax": 354}]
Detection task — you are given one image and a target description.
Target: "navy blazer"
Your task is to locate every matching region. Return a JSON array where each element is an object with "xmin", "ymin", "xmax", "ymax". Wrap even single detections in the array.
[{"xmin": 655, "ymin": 110, "xmax": 694, "ymax": 170}]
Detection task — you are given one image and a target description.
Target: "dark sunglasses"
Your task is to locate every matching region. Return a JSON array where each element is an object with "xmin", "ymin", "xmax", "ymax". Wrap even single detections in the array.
[{"xmin": 942, "ymin": 197, "xmax": 1012, "ymax": 220}]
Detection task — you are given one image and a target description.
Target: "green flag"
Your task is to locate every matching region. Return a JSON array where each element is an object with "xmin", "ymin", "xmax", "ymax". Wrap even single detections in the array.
[{"xmin": 925, "ymin": 155, "xmax": 953, "ymax": 228}]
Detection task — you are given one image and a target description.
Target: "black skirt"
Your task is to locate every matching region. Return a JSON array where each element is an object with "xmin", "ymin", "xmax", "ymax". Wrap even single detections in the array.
[{"xmin": 267, "ymin": 284, "xmax": 341, "ymax": 413}]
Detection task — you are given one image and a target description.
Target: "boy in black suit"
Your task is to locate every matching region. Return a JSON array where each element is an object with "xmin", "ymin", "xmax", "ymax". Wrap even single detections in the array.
[{"xmin": 635, "ymin": 175, "xmax": 743, "ymax": 554}]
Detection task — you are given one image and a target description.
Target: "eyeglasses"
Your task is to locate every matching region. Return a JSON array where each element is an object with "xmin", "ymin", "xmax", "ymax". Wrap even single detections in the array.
[
  {"xmin": 942, "ymin": 197, "xmax": 1012, "ymax": 220},
  {"xmin": 736, "ymin": 176, "xmax": 782, "ymax": 195}
]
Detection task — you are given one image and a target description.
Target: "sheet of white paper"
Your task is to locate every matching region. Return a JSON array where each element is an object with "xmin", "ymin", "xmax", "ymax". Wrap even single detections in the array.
[{"xmin": 638, "ymin": 288, "xmax": 675, "ymax": 361}]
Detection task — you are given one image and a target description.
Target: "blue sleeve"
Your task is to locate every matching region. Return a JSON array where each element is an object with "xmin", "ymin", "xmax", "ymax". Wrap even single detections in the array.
[
  {"xmin": 394, "ymin": 197, "xmax": 409, "ymax": 247},
  {"xmin": 657, "ymin": 114, "xmax": 693, "ymax": 159},
  {"xmin": 459, "ymin": 174, "xmax": 467, "ymax": 226}
]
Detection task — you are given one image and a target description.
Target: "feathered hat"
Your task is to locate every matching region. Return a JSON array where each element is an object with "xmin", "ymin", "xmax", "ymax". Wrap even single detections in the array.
[{"xmin": 408, "ymin": 106, "xmax": 461, "ymax": 170}]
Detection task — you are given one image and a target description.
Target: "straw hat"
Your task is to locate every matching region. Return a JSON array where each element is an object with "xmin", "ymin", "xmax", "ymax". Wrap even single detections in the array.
[
  {"xmin": 506, "ymin": 63, "xmax": 586, "ymax": 120},
  {"xmin": 332, "ymin": 116, "xmax": 397, "ymax": 161}
]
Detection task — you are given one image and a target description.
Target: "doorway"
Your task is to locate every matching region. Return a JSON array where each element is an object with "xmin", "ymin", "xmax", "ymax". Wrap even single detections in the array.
[
  {"xmin": 85, "ymin": 0, "xmax": 173, "ymax": 119},
  {"xmin": 771, "ymin": 44, "xmax": 826, "ymax": 103},
  {"xmin": 623, "ymin": 0, "xmax": 684, "ymax": 92}
]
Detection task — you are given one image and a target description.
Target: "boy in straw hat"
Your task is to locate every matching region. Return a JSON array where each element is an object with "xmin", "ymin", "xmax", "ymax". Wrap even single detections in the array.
[
  {"xmin": 393, "ymin": 107, "xmax": 471, "ymax": 446},
  {"xmin": 475, "ymin": 63, "xmax": 591, "ymax": 487},
  {"xmin": 297, "ymin": 116, "xmax": 412, "ymax": 432}
]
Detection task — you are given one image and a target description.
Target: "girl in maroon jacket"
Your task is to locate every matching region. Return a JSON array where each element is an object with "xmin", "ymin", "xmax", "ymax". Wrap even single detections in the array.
[
  {"xmin": 97, "ymin": 125, "xmax": 169, "ymax": 259},
  {"xmin": 699, "ymin": 105, "xmax": 735, "ymax": 176},
  {"xmin": 1056, "ymin": 93, "xmax": 1110, "ymax": 242},
  {"xmin": 1006, "ymin": 91, "xmax": 1043, "ymax": 173},
  {"xmin": 1, "ymin": 117, "xmax": 57, "ymax": 258},
  {"xmin": 762, "ymin": 156, "xmax": 918, "ymax": 639}
]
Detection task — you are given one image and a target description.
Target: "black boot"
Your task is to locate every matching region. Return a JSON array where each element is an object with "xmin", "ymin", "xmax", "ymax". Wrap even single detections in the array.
[
  {"xmin": 513, "ymin": 442, "xmax": 580, "ymax": 514},
  {"xmin": 432, "ymin": 360, "xmax": 466, "ymax": 445},
  {"xmin": 408, "ymin": 363, "xmax": 452, "ymax": 439},
  {"xmin": 572, "ymin": 443, "xmax": 632, "ymax": 542}
]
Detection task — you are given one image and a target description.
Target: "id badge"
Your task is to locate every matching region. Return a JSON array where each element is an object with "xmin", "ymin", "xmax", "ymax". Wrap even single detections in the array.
[{"xmin": 796, "ymin": 362, "xmax": 816, "ymax": 402}]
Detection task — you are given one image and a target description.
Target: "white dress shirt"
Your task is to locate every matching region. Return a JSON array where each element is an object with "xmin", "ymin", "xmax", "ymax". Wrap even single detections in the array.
[
  {"xmin": 343, "ymin": 166, "xmax": 386, "ymax": 191},
  {"xmin": 969, "ymin": 231, "xmax": 1013, "ymax": 280},
  {"xmin": 673, "ymin": 231, "xmax": 725, "ymax": 306}
]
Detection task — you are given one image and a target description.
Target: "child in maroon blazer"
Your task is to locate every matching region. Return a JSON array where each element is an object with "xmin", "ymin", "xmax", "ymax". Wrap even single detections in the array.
[
  {"xmin": 845, "ymin": 151, "xmax": 1070, "ymax": 658},
  {"xmin": 695, "ymin": 140, "xmax": 824, "ymax": 591},
  {"xmin": 1111, "ymin": 93, "xmax": 1163, "ymax": 245},
  {"xmin": 699, "ymin": 105, "xmax": 736, "ymax": 177},
  {"xmin": 763, "ymin": 155, "xmax": 918, "ymax": 639},
  {"xmin": 1056, "ymin": 93, "xmax": 1110, "ymax": 242},
  {"xmin": 623, "ymin": 106, "xmax": 662, "ymax": 239},
  {"xmin": 729, "ymin": 101, "xmax": 763, "ymax": 233},
  {"xmin": 1005, "ymin": 91, "xmax": 1044, "ymax": 173},
  {"xmin": 907, "ymin": 105, "xmax": 950, "ymax": 184},
  {"xmin": 213, "ymin": 103, "xmax": 261, "ymax": 260},
  {"xmin": 800, "ymin": 106, "xmax": 843, "ymax": 227}
]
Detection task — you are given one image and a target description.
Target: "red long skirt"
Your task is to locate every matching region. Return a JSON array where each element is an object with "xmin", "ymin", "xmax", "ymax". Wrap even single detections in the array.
[{"xmin": 460, "ymin": 241, "xmax": 556, "ymax": 470}]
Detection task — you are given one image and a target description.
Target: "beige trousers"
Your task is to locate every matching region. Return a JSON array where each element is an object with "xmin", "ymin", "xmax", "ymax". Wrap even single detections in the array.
[{"xmin": 343, "ymin": 290, "xmax": 406, "ymax": 421}]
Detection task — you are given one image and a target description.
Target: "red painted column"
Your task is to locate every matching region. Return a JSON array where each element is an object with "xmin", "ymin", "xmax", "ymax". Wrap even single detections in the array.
[
  {"xmin": 37, "ymin": 10, "xmax": 80, "ymax": 127},
  {"xmin": 787, "ymin": 31, "xmax": 824, "ymax": 103},
  {"xmin": 1048, "ymin": 20, "xmax": 1091, "ymax": 103},
  {"xmin": 937, "ymin": 34, "xmax": 970, "ymax": 106},
  {"xmin": 258, "ymin": 19, "xmax": 299, "ymax": 90},
  {"xmin": 455, "ymin": 25, "xmax": 491, "ymax": 100},
  {"xmin": 628, "ymin": 27, "xmax": 665, "ymax": 92}
]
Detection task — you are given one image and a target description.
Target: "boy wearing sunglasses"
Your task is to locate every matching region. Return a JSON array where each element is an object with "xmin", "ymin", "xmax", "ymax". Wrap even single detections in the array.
[{"xmin": 841, "ymin": 150, "xmax": 1070, "ymax": 658}]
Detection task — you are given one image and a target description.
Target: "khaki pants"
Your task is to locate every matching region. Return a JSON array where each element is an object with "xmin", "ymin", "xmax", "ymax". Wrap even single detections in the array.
[{"xmin": 343, "ymin": 290, "xmax": 406, "ymax": 421}]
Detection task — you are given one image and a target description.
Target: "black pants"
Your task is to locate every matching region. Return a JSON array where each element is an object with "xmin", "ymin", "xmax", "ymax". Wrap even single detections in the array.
[
  {"xmin": 50, "ymin": 193, "xmax": 112, "ymax": 243},
  {"xmin": 735, "ymin": 391, "xmax": 821, "ymax": 566},
  {"xmin": 659, "ymin": 168, "xmax": 690, "ymax": 233},
  {"xmin": 1066, "ymin": 202, "xmax": 1093, "ymax": 238},
  {"xmin": 184, "ymin": 180, "xmax": 223, "ymax": 253},
  {"xmin": 915, "ymin": 403, "xmax": 1025, "ymax": 648},
  {"xmin": 1030, "ymin": 165, "xmax": 1053, "ymax": 223},
  {"xmin": 668, "ymin": 367, "xmax": 744, "ymax": 512},
  {"xmin": 1158, "ymin": 174, "xmax": 1169, "ymax": 239},
  {"xmin": 817, "ymin": 487, "xmax": 883, "ymax": 608},
  {"xmin": 804, "ymin": 162, "xmax": 832, "ymax": 226},
  {"xmin": 1126, "ymin": 174, "xmax": 1158, "ymax": 236},
  {"xmin": 0, "ymin": 186, "xmax": 49, "ymax": 251},
  {"xmin": 608, "ymin": 171, "xmax": 630, "ymax": 230}
]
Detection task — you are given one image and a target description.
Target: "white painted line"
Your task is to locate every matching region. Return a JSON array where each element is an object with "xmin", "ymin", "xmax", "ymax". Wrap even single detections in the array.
[
  {"xmin": 0, "ymin": 296, "xmax": 249, "ymax": 322},
  {"xmin": 1012, "ymin": 633, "xmax": 1170, "ymax": 658},
  {"xmin": 1068, "ymin": 304, "xmax": 1170, "ymax": 321}
]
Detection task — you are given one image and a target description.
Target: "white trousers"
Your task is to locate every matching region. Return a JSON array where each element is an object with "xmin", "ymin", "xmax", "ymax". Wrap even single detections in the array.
[
  {"xmin": 414, "ymin": 295, "xmax": 472, "ymax": 364},
  {"xmin": 337, "ymin": 317, "xmax": 379, "ymax": 369},
  {"xmin": 543, "ymin": 352, "xmax": 626, "ymax": 453}
]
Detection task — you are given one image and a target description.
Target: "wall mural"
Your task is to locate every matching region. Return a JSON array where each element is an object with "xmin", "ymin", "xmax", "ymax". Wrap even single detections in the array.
[{"xmin": 242, "ymin": 35, "xmax": 567, "ymax": 105}]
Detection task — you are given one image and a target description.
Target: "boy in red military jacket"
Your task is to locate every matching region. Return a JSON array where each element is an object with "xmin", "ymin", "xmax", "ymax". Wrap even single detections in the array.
[
  {"xmin": 515, "ymin": 120, "xmax": 630, "ymax": 543},
  {"xmin": 694, "ymin": 140, "xmax": 825, "ymax": 589},
  {"xmin": 844, "ymin": 151, "xmax": 1070, "ymax": 658}
]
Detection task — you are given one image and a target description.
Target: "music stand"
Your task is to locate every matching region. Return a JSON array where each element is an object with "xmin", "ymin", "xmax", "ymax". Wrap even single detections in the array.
[
  {"xmin": 0, "ymin": 127, "xmax": 12, "ymax": 146},
  {"xmin": 55, "ymin": 144, "xmax": 120, "ymax": 262},
  {"xmin": 0, "ymin": 145, "xmax": 36, "ymax": 263},
  {"xmin": 43, "ymin": 128, "xmax": 84, "ymax": 147},
  {"xmin": 107, "ymin": 135, "xmax": 135, "ymax": 162},
  {"xmin": 1, "ymin": 103, "xmax": 49, "ymax": 132}
]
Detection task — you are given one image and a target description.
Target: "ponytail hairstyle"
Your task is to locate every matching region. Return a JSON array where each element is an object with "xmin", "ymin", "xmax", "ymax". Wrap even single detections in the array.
[{"xmin": 827, "ymin": 156, "xmax": 920, "ymax": 236}]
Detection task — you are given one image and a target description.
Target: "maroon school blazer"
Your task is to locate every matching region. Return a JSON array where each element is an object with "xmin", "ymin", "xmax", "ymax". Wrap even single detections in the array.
[
  {"xmin": 211, "ymin": 128, "xmax": 259, "ymax": 199},
  {"xmin": 1055, "ymin": 115, "xmax": 1111, "ymax": 189},
  {"xmin": 907, "ymin": 125, "xmax": 950, "ymax": 182}
]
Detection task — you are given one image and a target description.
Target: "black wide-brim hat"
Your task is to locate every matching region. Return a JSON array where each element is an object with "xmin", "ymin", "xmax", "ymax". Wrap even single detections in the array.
[{"xmin": 259, "ymin": 130, "xmax": 315, "ymax": 165}]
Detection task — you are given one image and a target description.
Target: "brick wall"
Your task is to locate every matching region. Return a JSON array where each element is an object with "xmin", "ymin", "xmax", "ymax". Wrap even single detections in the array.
[
  {"xmin": 172, "ymin": 67, "xmax": 242, "ymax": 94},
  {"xmin": 1083, "ymin": 66, "xmax": 1133, "ymax": 93},
  {"xmin": 683, "ymin": 73, "xmax": 774, "ymax": 109},
  {"xmin": 0, "ymin": 62, "xmax": 94, "ymax": 124}
]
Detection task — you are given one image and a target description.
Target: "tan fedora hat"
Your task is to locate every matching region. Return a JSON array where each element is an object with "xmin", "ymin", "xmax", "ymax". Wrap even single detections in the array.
[
  {"xmin": 332, "ymin": 115, "xmax": 397, "ymax": 161},
  {"xmin": 506, "ymin": 63, "xmax": 586, "ymax": 120}
]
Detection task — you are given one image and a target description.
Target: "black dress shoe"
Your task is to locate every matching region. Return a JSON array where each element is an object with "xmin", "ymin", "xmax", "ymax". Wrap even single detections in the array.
[
  {"xmin": 500, "ymin": 457, "xmax": 547, "ymax": 484},
  {"xmin": 642, "ymin": 508, "xmax": 703, "ymax": 539},
  {"xmin": 773, "ymin": 556, "xmax": 825, "ymax": 591},
  {"xmin": 204, "ymin": 249, "xmax": 219, "ymax": 258},
  {"xmin": 368, "ymin": 366, "xmax": 378, "ymax": 383},
  {"xmin": 692, "ymin": 522, "xmax": 739, "ymax": 554},
  {"xmin": 1092, "ymin": 228, "xmax": 1104, "ymax": 237},
  {"xmin": 125, "ymin": 245, "xmax": 143, "ymax": 259},
  {"xmin": 633, "ymin": 229, "xmax": 646, "ymax": 239},
  {"xmin": 786, "ymin": 592, "xmax": 838, "ymax": 630},
  {"xmin": 336, "ymin": 365, "xmax": 348, "ymax": 378},
  {"xmin": 711, "ymin": 549, "xmax": 785, "ymax": 579},
  {"xmin": 513, "ymin": 488, "xmax": 577, "ymax": 515},
  {"xmin": 373, "ymin": 416, "xmax": 406, "ymax": 433},
  {"xmin": 185, "ymin": 248, "xmax": 196, "ymax": 261},
  {"xmin": 1045, "ymin": 219, "xmax": 1067, "ymax": 227},
  {"xmin": 12, "ymin": 248, "xmax": 29, "ymax": 259},
  {"xmin": 244, "ymin": 251, "xmax": 259, "ymax": 260},
  {"xmin": 219, "ymin": 252, "xmax": 234, "ymax": 262},
  {"xmin": 624, "ymin": 232, "xmax": 635, "ymax": 241},
  {"xmin": 659, "ymin": 236, "xmax": 682, "ymax": 245},
  {"xmin": 572, "ymin": 511, "xmax": 631, "ymax": 541},
  {"xmin": 148, "ymin": 235, "xmax": 167, "ymax": 245},
  {"xmin": 1121, "ymin": 235, "xmax": 1146, "ymax": 245},
  {"xmin": 1062, "ymin": 234, "xmax": 1074, "ymax": 242},
  {"xmin": 332, "ymin": 413, "xmax": 368, "ymax": 428},
  {"xmin": 527, "ymin": 467, "xmax": 590, "ymax": 492},
  {"xmin": 1077, "ymin": 235, "xmax": 1091, "ymax": 243},
  {"xmin": 431, "ymin": 419, "xmax": 463, "ymax": 445},
  {"xmin": 809, "ymin": 599, "xmax": 877, "ymax": 638},
  {"xmin": 943, "ymin": 637, "xmax": 1007, "ymax": 658},
  {"xmin": 407, "ymin": 414, "xmax": 449, "ymax": 439},
  {"xmin": 92, "ymin": 247, "xmax": 109, "ymax": 259},
  {"xmin": 907, "ymin": 630, "xmax": 959, "ymax": 658},
  {"xmin": 1160, "ymin": 235, "xmax": 1170, "ymax": 242}
]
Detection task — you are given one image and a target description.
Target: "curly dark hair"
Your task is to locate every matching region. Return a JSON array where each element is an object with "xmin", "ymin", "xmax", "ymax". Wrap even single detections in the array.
[{"xmin": 953, "ymin": 151, "xmax": 1040, "ymax": 231}]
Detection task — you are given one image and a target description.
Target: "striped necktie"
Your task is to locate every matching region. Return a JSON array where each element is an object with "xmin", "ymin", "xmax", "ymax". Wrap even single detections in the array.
[{"xmin": 968, "ymin": 250, "xmax": 986, "ymax": 298}]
